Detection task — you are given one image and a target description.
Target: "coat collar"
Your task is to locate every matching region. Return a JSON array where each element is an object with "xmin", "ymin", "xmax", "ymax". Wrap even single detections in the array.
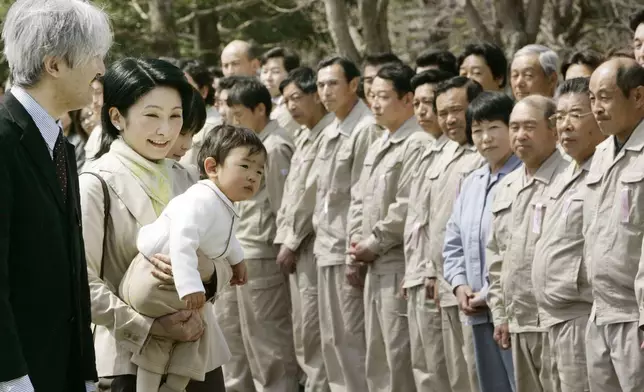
[
  {"xmin": 385, "ymin": 116, "xmax": 421, "ymax": 144},
  {"xmin": 525, "ymin": 149, "xmax": 565, "ymax": 186},
  {"xmin": 308, "ymin": 112, "xmax": 335, "ymax": 142},
  {"xmin": 89, "ymin": 153, "xmax": 159, "ymax": 227}
]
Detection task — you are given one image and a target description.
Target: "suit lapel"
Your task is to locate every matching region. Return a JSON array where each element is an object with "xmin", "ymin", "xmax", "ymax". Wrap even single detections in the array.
[{"xmin": 4, "ymin": 93, "xmax": 66, "ymax": 212}]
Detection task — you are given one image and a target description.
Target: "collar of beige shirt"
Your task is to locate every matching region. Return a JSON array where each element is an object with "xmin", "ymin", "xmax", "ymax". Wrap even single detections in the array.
[
  {"xmin": 524, "ymin": 148, "xmax": 565, "ymax": 187},
  {"xmin": 612, "ymin": 118, "xmax": 644, "ymax": 159},
  {"xmin": 385, "ymin": 116, "xmax": 421, "ymax": 144},
  {"xmin": 257, "ymin": 119, "xmax": 280, "ymax": 142},
  {"xmin": 308, "ymin": 112, "xmax": 335, "ymax": 142},
  {"xmin": 337, "ymin": 99, "xmax": 371, "ymax": 137}
]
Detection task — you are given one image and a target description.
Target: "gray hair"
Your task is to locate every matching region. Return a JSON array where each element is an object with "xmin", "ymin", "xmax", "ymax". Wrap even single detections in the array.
[
  {"xmin": 518, "ymin": 94, "xmax": 557, "ymax": 123},
  {"xmin": 514, "ymin": 44, "xmax": 559, "ymax": 76},
  {"xmin": 3, "ymin": 0, "xmax": 112, "ymax": 87}
]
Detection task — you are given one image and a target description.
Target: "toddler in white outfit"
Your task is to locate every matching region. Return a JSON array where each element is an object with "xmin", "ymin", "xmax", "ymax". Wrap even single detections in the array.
[{"xmin": 119, "ymin": 125, "xmax": 268, "ymax": 392}]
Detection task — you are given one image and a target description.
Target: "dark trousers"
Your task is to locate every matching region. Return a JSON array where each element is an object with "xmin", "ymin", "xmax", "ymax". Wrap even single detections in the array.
[{"xmin": 97, "ymin": 367, "xmax": 225, "ymax": 392}]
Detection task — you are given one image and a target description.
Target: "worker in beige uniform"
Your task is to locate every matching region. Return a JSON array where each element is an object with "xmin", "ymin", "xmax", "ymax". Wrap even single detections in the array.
[
  {"xmin": 209, "ymin": 41, "xmax": 261, "ymax": 391},
  {"xmin": 347, "ymin": 63, "xmax": 430, "ymax": 392},
  {"xmin": 259, "ymin": 47, "xmax": 303, "ymax": 137},
  {"xmin": 532, "ymin": 77, "xmax": 605, "ymax": 392},
  {"xmin": 225, "ymin": 77, "xmax": 299, "ymax": 392},
  {"xmin": 585, "ymin": 59, "xmax": 644, "ymax": 392},
  {"xmin": 274, "ymin": 67, "xmax": 335, "ymax": 392},
  {"xmin": 403, "ymin": 69, "xmax": 457, "ymax": 391},
  {"xmin": 487, "ymin": 95, "xmax": 569, "ymax": 392},
  {"xmin": 314, "ymin": 56, "xmax": 382, "ymax": 392},
  {"xmin": 210, "ymin": 78, "xmax": 256, "ymax": 392},
  {"xmin": 421, "ymin": 76, "xmax": 484, "ymax": 392}
]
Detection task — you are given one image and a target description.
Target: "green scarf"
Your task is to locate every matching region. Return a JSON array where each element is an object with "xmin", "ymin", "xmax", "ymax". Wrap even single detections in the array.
[{"xmin": 110, "ymin": 138, "xmax": 172, "ymax": 216}]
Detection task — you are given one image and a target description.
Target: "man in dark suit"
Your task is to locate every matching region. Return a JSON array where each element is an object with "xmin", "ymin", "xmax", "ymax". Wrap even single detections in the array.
[{"xmin": 0, "ymin": 1, "xmax": 112, "ymax": 391}]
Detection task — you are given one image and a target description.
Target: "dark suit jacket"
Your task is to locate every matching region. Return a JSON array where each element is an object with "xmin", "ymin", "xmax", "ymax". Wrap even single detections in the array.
[{"xmin": 0, "ymin": 93, "xmax": 97, "ymax": 390}]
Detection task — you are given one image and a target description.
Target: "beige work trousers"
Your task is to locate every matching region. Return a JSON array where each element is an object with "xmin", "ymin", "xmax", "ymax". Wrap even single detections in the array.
[
  {"xmin": 238, "ymin": 258, "xmax": 300, "ymax": 392},
  {"xmin": 585, "ymin": 319, "xmax": 644, "ymax": 392},
  {"xmin": 549, "ymin": 315, "xmax": 590, "ymax": 392},
  {"xmin": 318, "ymin": 264, "xmax": 368, "ymax": 392},
  {"xmin": 407, "ymin": 285, "xmax": 451, "ymax": 392},
  {"xmin": 364, "ymin": 271, "xmax": 415, "ymax": 392},
  {"xmin": 442, "ymin": 305, "xmax": 479, "ymax": 392},
  {"xmin": 214, "ymin": 285, "xmax": 255, "ymax": 392},
  {"xmin": 512, "ymin": 331, "xmax": 558, "ymax": 392},
  {"xmin": 290, "ymin": 237, "xmax": 329, "ymax": 392}
]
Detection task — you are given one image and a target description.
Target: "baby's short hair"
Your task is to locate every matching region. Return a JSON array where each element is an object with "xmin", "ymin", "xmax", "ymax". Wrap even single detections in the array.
[{"xmin": 197, "ymin": 124, "xmax": 267, "ymax": 178}]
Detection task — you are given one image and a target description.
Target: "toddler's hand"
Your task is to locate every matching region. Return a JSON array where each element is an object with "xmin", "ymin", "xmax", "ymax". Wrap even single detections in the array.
[
  {"xmin": 231, "ymin": 260, "xmax": 248, "ymax": 286},
  {"xmin": 183, "ymin": 292, "xmax": 206, "ymax": 309}
]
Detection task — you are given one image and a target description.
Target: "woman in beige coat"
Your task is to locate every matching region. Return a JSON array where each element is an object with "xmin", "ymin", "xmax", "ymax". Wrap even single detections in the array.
[{"xmin": 80, "ymin": 58, "xmax": 227, "ymax": 392}]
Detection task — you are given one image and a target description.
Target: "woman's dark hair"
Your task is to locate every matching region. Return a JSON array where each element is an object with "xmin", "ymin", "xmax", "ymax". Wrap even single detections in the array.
[
  {"xmin": 458, "ymin": 42, "xmax": 508, "ymax": 88},
  {"xmin": 196, "ymin": 124, "xmax": 267, "ymax": 179},
  {"xmin": 465, "ymin": 91, "xmax": 514, "ymax": 144},
  {"xmin": 226, "ymin": 77, "xmax": 273, "ymax": 118},
  {"xmin": 182, "ymin": 87, "xmax": 207, "ymax": 136},
  {"xmin": 207, "ymin": 66, "xmax": 224, "ymax": 79},
  {"xmin": 67, "ymin": 110, "xmax": 89, "ymax": 141},
  {"xmin": 96, "ymin": 58, "xmax": 194, "ymax": 159},
  {"xmin": 316, "ymin": 56, "xmax": 361, "ymax": 83},
  {"xmin": 560, "ymin": 50, "xmax": 604, "ymax": 79},
  {"xmin": 279, "ymin": 66, "xmax": 317, "ymax": 95},
  {"xmin": 183, "ymin": 60, "xmax": 215, "ymax": 106}
]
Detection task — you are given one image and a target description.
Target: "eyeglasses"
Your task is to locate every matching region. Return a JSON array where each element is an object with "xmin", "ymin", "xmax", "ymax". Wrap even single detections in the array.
[{"xmin": 549, "ymin": 111, "xmax": 594, "ymax": 124}]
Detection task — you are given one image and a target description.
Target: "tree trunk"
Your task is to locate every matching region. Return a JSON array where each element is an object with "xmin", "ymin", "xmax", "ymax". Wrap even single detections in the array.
[
  {"xmin": 359, "ymin": 0, "xmax": 392, "ymax": 54},
  {"xmin": 193, "ymin": 0, "xmax": 220, "ymax": 66},
  {"xmin": 322, "ymin": 0, "xmax": 362, "ymax": 63},
  {"xmin": 148, "ymin": 0, "xmax": 180, "ymax": 57}
]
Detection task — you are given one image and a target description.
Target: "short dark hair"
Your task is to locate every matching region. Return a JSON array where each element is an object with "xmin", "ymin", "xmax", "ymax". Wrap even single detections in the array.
[
  {"xmin": 196, "ymin": 124, "xmax": 267, "ymax": 178},
  {"xmin": 183, "ymin": 60, "xmax": 215, "ymax": 105},
  {"xmin": 364, "ymin": 52, "xmax": 403, "ymax": 68},
  {"xmin": 218, "ymin": 76, "xmax": 244, "ymax": 91},
  {"xmin": 207, "ymin": 66, "xmax": 224, "ymax": 79},
  {"xmin": 226, "ymin": 77, "xmax": 273, "ymax": 117},
  {"xmin": 466, "ymin": 91, "xmax": 514, "ymax": 144},
  {"xmin": 410, "ymin": 69, "xmax": 455, "ymax": 91},
  {"xmin": 433, "ymin": 76, "xmax": 484, "ymax": 114},
  {"xmin": 375, "ymin": 63, "xmax": 415, "ymax": 97},
  {"xmin": 630, "ymin": 9, "xmax": 644, "ymax": 32},
  {"xmin": 555, "ymin": 77, "xmax": 590, "ymax": 98},
  {"xmin": 261, "ymin": 47, "xmax": 301, "ymax": 72},
  {"xmin": 616, "ymin": 62, "xmax": 644, "ymax": 98},
  {"xmin": 182, "ymin": 87, "xmax": 207, "ymax": 135},
  {"xmin": 560, "ymin": 50, "xmax": 604, "ymax": 79},
  {"xmin": 458, "ymin": 42, "xmax": 508, "ymax": 87},
  {"xmin": 416, "ymin": 49, "xmax": 458, "ymax": 75},
  {"xmin": 279, "ymin": 66, "xmax": 317, "ymax": 95},
  {"xmin": 317, "ymin": 56, "xmax": 361, "ymax": 83}
]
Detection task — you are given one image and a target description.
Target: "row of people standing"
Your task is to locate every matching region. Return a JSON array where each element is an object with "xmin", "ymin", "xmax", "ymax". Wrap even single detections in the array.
[{"xmin": 183, "ymin": 16, "xmax": 644, "ymax": 392}]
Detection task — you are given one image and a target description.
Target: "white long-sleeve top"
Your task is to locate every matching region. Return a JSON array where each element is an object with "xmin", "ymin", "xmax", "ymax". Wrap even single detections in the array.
[{"xmin": 137, "ymin": 180, "xmax": 243, "ymax": 300}]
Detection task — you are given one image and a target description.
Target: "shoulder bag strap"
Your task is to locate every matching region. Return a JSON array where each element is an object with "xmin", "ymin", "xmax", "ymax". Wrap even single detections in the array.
[{"xmin": 81, "ymin": 172, "xmax": 110, "ymax": 280}]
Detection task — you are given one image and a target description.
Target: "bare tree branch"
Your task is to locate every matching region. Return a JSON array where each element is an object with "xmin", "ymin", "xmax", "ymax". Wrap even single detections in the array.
[
  {"xmin": 462, "ymin": 0, "xmax": 498, "ymax": 44},
  {"xmin": 129, "ymin": 0, "xmax": 149, "ymax": 20},
  {"xmin": 259, "ymin": 0, "xmax": 315, "ymax": 13},
  {"xmin": 177, "ymin": 0, "xmax": 262, "ymax": 25}
]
